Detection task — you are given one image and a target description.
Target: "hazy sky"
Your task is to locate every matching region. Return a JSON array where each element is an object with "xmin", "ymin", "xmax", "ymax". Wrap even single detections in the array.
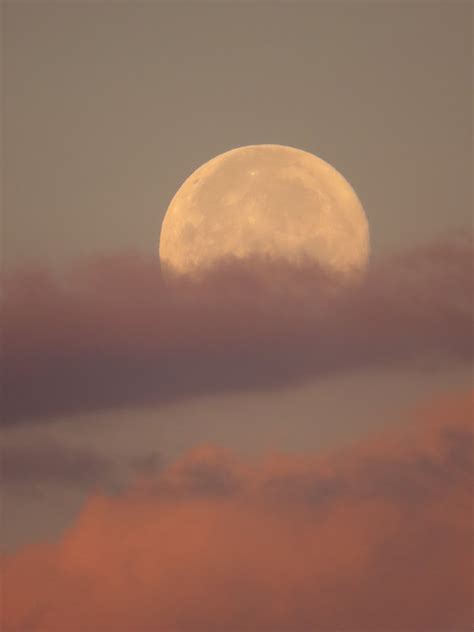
[
  {"xmin": 4, "ymin": 2, "xmax": 471, "ymax": 268},
  {"xmin": 2, "ymin": 4, "xmax": 472, "ymax": 629}
]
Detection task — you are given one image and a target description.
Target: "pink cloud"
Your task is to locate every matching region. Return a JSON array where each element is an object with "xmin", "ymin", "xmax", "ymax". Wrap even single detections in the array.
[{"xmin": 2, "ymin": 391, "xmax": 472, "ymax": 631}]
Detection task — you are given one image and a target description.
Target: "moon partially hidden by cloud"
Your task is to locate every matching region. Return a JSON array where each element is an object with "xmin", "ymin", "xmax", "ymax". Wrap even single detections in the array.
[{"xmin": 159, "ymin": 144, "xmax": 370, "ymax": 277}]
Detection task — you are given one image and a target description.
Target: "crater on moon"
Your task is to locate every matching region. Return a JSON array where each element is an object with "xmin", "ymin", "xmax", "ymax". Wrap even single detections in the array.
[{"xmin": 159, "ymin": 144, "xmax": 370, "ymax": 277}]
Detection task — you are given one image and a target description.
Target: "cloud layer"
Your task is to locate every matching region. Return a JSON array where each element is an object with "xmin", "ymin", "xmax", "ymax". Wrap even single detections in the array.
[
  {"xmin": 2, "ymin": 390, "xmax": 472, "ymax": 631},
  {"xmin": 2, "ymin": 433, "xmax": 160, "ymax": 497},
  {"xmin": 2, "ymin": 435, "xmax": 113, "ymax": 491},
  {"xmin": 2, "ymin": 236, "xmax": 472, "ymax": 423}
]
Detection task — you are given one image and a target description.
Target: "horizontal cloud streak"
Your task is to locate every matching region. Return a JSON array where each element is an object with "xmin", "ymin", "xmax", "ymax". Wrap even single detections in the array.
[
  {"xmin": 2, "ymin": 391, "xmax": 472, "ymax": 631},
  {"xmin": 2, "ymin": 236, "xmax": 472, "ymax": 423},
  {"xmin": 2, "ymin": 436, "xmax": 113, "ymax": 490},
  {"xmin": 1, "ymin": 435, "xmax": 159, "ymax": 495}
]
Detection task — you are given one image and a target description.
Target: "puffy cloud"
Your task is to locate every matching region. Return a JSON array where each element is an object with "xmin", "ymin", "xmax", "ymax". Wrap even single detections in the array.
[
  {"xmin": 2, "ymin": 236, "xmax": 472, "ymax": 424},
  {"xmin": 2, "ymin": 391, "xmax": 472, "ymax": 631}
]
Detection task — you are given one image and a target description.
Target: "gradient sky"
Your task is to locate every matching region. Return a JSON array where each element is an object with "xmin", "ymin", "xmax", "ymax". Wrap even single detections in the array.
[{"xmin": 1, "ymin": 3, "xmax": 473, "ymax": 631}]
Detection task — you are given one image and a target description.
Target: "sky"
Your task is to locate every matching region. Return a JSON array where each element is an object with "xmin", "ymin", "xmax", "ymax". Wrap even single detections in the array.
[{"xmin": 1, "ymin": 2, "xmax": 473, "ymax": 631}]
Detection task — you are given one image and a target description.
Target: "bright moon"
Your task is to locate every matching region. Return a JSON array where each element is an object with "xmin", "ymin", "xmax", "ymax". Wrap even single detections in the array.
[{"xmin": 159, "ymin": 144, "xmax": 370, "ymax": 277}]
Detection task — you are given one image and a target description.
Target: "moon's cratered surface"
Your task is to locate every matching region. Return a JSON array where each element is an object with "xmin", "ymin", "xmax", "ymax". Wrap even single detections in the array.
[{"xmin": 159, "ymin": 144, "xmax": 370, "ymax": 277}]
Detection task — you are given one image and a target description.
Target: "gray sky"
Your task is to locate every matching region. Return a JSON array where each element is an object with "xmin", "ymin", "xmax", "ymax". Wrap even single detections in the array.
[{"xmin": 3, "ymin": 2, "xmax": 472, "ymax": 268}]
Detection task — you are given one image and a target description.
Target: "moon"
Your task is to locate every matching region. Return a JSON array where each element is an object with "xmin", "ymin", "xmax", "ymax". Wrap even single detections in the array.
[{"xmin": 159, "ymin": 144, "xmax": 369, "ymax": 277}]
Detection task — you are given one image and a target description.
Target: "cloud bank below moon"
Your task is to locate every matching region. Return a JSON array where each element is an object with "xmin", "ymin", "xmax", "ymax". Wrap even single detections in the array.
[{"xmin": 2, "ymin": 235, "xmax": 472, "ymax": 424}]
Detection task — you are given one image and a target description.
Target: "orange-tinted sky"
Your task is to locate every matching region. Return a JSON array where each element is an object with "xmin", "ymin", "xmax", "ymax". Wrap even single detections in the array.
[
  {"xmin": 3, "ymin": 391, "xmax": 472, "ymax": 630},
  {"xmin": 1, "ymin": 3, "xmax": 472, "ymax": 630}
]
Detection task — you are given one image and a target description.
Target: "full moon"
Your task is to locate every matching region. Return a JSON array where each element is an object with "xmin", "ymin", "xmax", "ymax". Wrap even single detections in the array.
[{"xmin": 159, "ymin": 144, "xmax": 370, "ymax": 277}]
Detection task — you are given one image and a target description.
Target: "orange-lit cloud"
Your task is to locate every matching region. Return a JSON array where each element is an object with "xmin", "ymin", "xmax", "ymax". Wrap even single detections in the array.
[
  {"xmin": 2, "ymin": 236, "xmax": 472, "ymax": 424},
  {"xmin": 2, "ymin": 391, "xmax": 472, "ymax": 631}
]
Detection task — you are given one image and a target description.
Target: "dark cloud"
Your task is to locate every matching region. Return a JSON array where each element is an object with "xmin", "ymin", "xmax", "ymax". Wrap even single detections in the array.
[
  {"xmin": 130, "ymin": 451, "xmax": 162, "ymax": 476},
  {"xmin": 1, "ymin": 435, "xmax": 163, "ymax": 495},
  {"xmin": 2, "ymin": 436, "xmax": 113, "ymax": 491},
  {"xmin": 3, "ymin": 391, "xmax": 472, "ymax": 631},
  {"xmin": 144, "ymin": 446, "xmax": 242, "ymax": 500},
  {"xmin": 2, "ymin": 237, "xmax": 472, "ymax": 424}
]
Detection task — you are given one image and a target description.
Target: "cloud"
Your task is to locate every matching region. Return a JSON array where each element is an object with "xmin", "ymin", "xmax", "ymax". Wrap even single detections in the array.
[
  {"xmin": 3, "ymin": 438, "xmax": 104, "ymax": 489},
  {"xmin": 1, "ymin": 435, "xmax": 116, "ymax": 494},
  {"xmin": 1, "ymin": 433, "xmax": 162, "ymax": 496},
  {"xmin": 2, "ymin": 236, "xmax": 472, "ymax": 424},
  {"xmin": 2, "ymin": 391, "xmax": 472, "ymax": 631}
]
